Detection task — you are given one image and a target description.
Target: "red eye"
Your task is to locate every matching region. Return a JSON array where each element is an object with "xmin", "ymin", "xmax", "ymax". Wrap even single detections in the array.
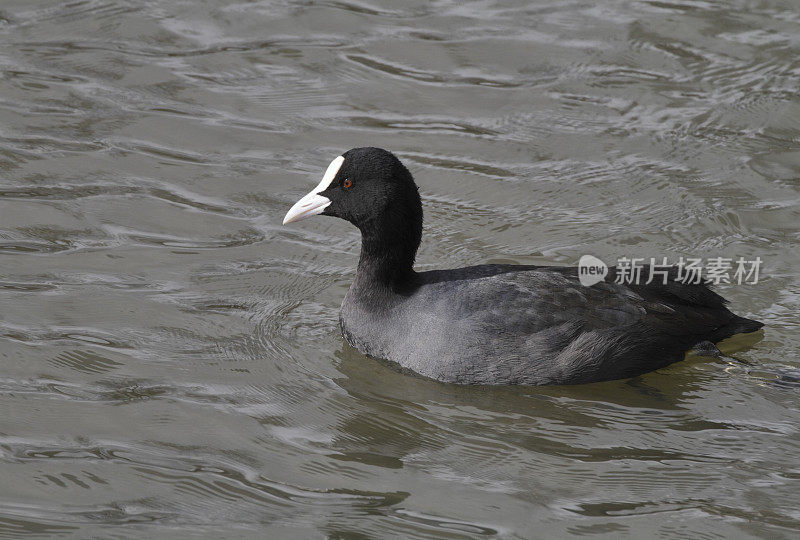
[{"xmin": 343, "ymin": 178, "xmax": 352, "ymax": 189}]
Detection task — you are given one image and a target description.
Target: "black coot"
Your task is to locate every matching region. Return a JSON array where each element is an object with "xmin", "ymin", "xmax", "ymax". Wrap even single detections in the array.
[{"xmin": 283, "ymin": 147, "xmax": 763, "ymax": 385}]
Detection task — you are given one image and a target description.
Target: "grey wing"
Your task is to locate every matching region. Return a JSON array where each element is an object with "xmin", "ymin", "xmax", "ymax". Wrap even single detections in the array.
[{"xmin": 421, "ymin": 269, "xmax": 732, "ymax": 384}]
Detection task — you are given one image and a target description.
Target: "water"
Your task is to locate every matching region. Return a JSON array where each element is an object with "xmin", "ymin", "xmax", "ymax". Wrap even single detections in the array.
[{"xmin": 1, "ymin": 0, "xmax": 799, "ymax": 537}]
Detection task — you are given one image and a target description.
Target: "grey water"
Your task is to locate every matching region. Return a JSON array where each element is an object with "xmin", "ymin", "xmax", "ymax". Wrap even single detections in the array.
[{"xmin": 1, "ymin": 0, "xmax": 799, "ymax": 538}]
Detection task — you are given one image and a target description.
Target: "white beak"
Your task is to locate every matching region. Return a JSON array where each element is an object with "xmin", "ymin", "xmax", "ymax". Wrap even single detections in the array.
[{"xmin": 283, "ymin": 155, "xmax": 345, "ymax": 225}]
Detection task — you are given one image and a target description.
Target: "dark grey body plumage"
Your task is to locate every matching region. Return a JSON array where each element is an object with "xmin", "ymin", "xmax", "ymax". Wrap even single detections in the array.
[
  {"xmin": 341, "ymin": 263, "xmax": 762, "ymax": 385},
  {"xmin": 289, "ymin": 147, "xmax": 763, "ymax": 385}
]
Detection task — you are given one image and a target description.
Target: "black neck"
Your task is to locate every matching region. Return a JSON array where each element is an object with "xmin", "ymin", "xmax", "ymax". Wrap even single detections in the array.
[{"xmin": 354, "ymin": 222, "xmax": 420, "ymax": 294}]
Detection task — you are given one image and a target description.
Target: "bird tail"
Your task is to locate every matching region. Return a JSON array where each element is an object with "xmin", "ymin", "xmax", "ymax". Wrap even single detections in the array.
[
  {"xmin": 708, "ymin": 315, "xmax": 764, "ymax": 343},
  {"xmin": 729, "ymin": 315, "xmax": 764, "ymax": 335}
]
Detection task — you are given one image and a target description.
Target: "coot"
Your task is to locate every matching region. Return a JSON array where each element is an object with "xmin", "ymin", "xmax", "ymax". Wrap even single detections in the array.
[{"xmin": 283, "ymin": 147, "xmax": 763, "ymax": 385}]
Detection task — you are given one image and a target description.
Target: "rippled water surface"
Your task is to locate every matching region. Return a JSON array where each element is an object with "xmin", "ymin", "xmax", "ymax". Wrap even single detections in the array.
[{"xmin": 2, "ymin": 0, "xmax": 800, "ymax": 537}]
